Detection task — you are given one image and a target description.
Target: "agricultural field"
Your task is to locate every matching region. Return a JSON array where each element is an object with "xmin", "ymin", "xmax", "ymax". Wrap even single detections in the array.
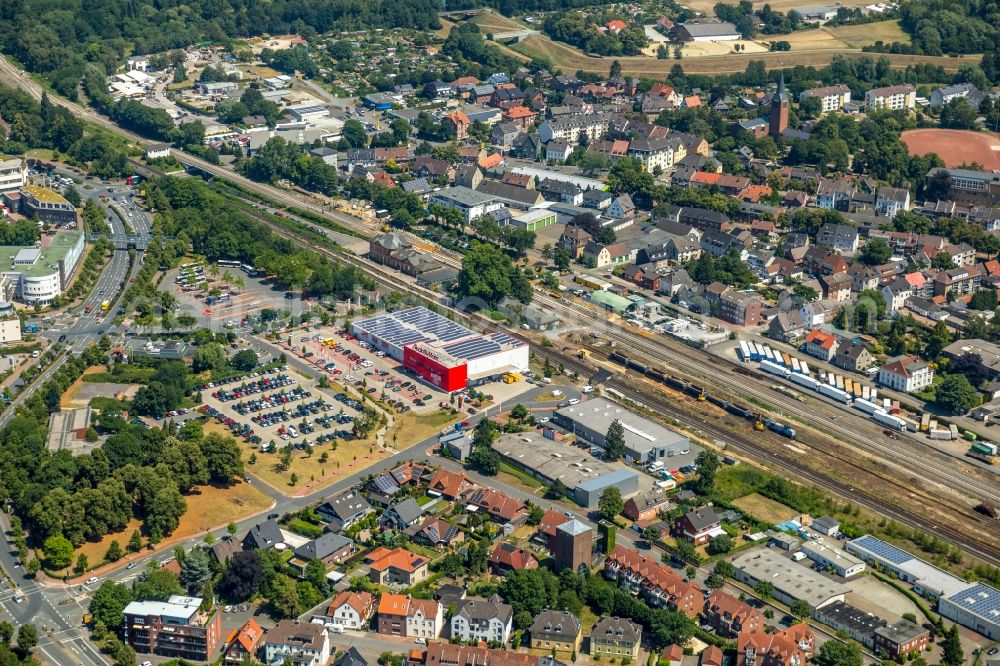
[
  {"xmin": 682, "ymin": 0, "xmax": 871, "ymax": 14},
  {"xmin": 778, "ymin": 20, "xmax": 910, "ymax": 51},
  {"xmin": 507, "ymin": 34, "xmax": 977, "ymax": 75}
]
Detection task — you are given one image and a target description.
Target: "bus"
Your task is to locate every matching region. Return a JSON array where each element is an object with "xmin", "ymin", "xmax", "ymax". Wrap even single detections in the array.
[
  {"xmin": 218, "ymin": 260, "xmax": 240, "ymax": 269},
  {"xmin": 240, "ymin": 263, "xmax": 258, "ymax": 277}
]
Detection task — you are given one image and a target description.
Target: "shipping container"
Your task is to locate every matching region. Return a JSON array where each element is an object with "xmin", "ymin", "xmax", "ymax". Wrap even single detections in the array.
[
  {"xmin": 929, "ymin": 429, "xmax": 953, "ymax": 440},
  {"xmin": 751, "ymin": 342, "xmax": 764, "ymax": 360},
  {"xmin": 790, "ymin": 373, "xmax": 820, "ymax": 390},
  {"xmin": 763, "ymin": 346, "xmax": 776, "ymax": 363},
  {"xmin": 892, "ymin": 400, "xmax": 901, "ymax": 415},
  {"xmin": 949, "ymin": 424, "xmax": 959, "ymax": 439},
  {"xmin": 920, "ymin": 413, "xmax": 931, "ymax": 432},
  {"xmin": 818, "ymin": 383, "xmax": 853, "ymax": 404},
  {"xmin": 963, "ymin": 431, "xmax": 978, "ymax": 442},
  {"xmin": 882, "ymin": 398, "xmax": 891, "ymax": 411},
  {"xmin": 760, "ymin": 360, "xmax": 791, "ymax": 378},
  {"xmin": 873, "ymin": 411, "xmax": 907, "ymax": 431},
  {"xmin": 853, "ymin": 398, "xmax": 882, "ymax": 416},
  {"xmin": 869, "ymin": 389, "xmax": 878, "ymax": 403}
]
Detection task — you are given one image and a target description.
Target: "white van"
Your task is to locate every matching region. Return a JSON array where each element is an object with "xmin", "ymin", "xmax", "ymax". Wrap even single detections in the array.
[
  {"xmin": 540, "ymin": 377, "xmax": 552, "ymax": 384},
  {"xmin": 327, "ymin": 624, "xmax": 345, "ymax": 634},
  {"xmin": 648, "ymin": 461, "xmax": 665, "ymax": 473}
]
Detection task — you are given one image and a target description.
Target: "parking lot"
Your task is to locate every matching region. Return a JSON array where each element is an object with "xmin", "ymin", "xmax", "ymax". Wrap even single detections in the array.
[
  {"xmin": 197, "ymin": 366, "xmax": 355, "ymax": 452},
  {"xmin": 280, "ymin": 325, "xmax": 448, "ymax": 415}
]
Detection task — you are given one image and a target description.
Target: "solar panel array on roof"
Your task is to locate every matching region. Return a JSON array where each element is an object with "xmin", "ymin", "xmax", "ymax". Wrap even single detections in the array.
[
  {"xmin": 354, "ymin": 315, "xmax": 428, "ymax": 349},
  {"xmin": 851, "ymin": 535, "xmax": 913, "ymax": 565},
  {"xmin": 946, "ymin": 582, "xmax": 1000, "ymax": 618},
  {"xmin": 444, "ymin": 336, "xmax": 502, "ymax": 360},
  {"xmin": 393, "ymin": 307, "xmax": 471, "ymax": 342}
]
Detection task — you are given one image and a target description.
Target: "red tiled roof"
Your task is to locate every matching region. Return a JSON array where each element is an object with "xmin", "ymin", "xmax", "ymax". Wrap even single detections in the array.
[
  {"xmin": 805, "ymin": 329, "xmax": 837, "ymax": 350},
  {"xmin": 368, "ymin": 547, "xmax": 429, "ymax": 574}
]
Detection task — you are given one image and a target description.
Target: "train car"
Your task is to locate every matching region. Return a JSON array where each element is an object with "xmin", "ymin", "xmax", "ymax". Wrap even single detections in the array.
[
  {"xmin": 872, "ymin": 411, "xmax": 906, "ymax": 431},
  {"xmin": 759, "ymin": 360, "xmax": 791, "ymax": 378},
  {"xmin": 853, "ymin": 398, "xmax": 882, "ymax": 416},
  {"xmin": 739, "ymin": 340, "xmax": 751, "ymax": 362},
  {"xmin": 609, "ymin": 351, "xmax": 629, "ymax": 366},
  {"xmin": 765, "ymin": 419, "xmax": 797, "ymax": 438},
  {"xmin": 789, "ymin": 373, "xmax": 819, "ymax": 390},
  {"xmin": 665, "ymin": 377, "xmax": 686, "ymax": 391},
  {"xmin": 626, "ymin": 359, "xmax": 649, "ymax": 374},
  {"xmin": 817, "ymin": 383, "xmax": 852, "ymax": 404},
  {"xmin": 707, "ymin": 394, "xmax": 729, "ymax": 409},
  {"xmin": 646, "ymin": 368, "xmax": 667, "ymax": 383},
  {"xmin": 684, "ymin": 384, "xmax": 704, "ymax": 399},
  {"xmin": 728, "ymin": 403, "xmax": 753, "ymax": 419}
]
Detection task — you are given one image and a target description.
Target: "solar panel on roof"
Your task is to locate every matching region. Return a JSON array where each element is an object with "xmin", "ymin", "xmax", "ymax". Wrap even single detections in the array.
[
  {"xmin": 444, "ymin": 337, "xmax": 502, "ymax": 360},
  {"xmin": 852, "ymin": 535, "xmax": 912, "ymax": 565},
  {"xmin": 946, "ymin": 582, "xmax": 1000, "ymax": 617}
]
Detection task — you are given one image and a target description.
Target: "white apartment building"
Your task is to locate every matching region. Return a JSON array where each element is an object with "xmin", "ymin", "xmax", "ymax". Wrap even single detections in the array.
[
  {"xmin": 878, "ymin": 355, "xmax": 934, "ymax": 393},
  {"xmin": 0, "ymin": 158, "xmax": 26, "ymax": 195},
  {"xmin": 799, "ymin": 85, "xmax": 851, "ymax": 113},
  {"xmin": 538, "ymin": 115, "xmax": 612, "ymax": 144},
  {"xmin": 450, "ymin": 597, "xmax": 514, "ymax": 644},
  {"xmin": 865, "ymin": 85, "xmax": 916, "ymax": 111}
]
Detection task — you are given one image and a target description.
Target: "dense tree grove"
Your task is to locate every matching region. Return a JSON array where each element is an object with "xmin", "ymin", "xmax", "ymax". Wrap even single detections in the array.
[
  {"xmin": 146, "ymin": 177, "xmax": 370, "ymax": 296},
  {"xmin": 0, "ymin": 0, "xmax": 442, "ymax": 97},
  {"xmin": 544, "ymin": 12, "xmax": 647, "ymax": 56},
  {"xmin": 241, "ymin": 137, "xmax": 340, "ymax": 196}
]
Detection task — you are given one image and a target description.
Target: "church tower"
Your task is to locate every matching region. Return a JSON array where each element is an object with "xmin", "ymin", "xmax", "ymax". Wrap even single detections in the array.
[{"xmin": 769, "ymin": 72, "xmax": 789, "ymax": 138}]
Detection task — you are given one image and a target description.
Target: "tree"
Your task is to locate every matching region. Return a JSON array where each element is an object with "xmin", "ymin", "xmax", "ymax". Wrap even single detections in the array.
[
  {"xmin": 0, "ymin": 621, "xmax": 12, "ymax": 645},
  {"xmin": 941, "ymin": 624, "xmax": 964, "ymax": 666},
  {"xmin": 469, "ymin": 445, "xmax": 501, "ymax": 475},
  {"xmin": 128, "ymin": 530, "xmax": 143, "ymax": 553},
  {"xmin": 269, "ymin": 575, "xmax": 301, "ymax": 618},
  {"xmin": 754, "ymin": 580, "xmax": 774, "ymax": 599},
  {"xmin": 936, "ymin": 374, "xmax": 979, "ymax": 414},
  {"xmin": 220, "ymin": 551, "xmax": 263, "ymax": 601},
  {"xmin": 75, "ymin": 553, "xmax": 89, "ymax": 575},
  {"xmin": 193, "ymin": 342, "xmax": 227, "ymax": 372},
  {"xmin": 202, "ymin": 432, "xmax": 245, "ymax": 484},
  {"xmin": 15, "ymin": 625, "xmax": 37, "ymax": 652},
  {"xmin": 860, "ymin": 238, "xmax": 892, "ymax": 265},
  {"xmin": 706, "ymin": 534, "xmax": 733, "ymax": 555},
  {"xmin": 649, "ymin": 610, "xmax": 693, "ymax": 649},
  {"xmin": 790, "ymin": 598, "xmax": 813, "ymax": 619},
  {"xmin": 89, "ymin": 581, "xmax": 134, "ymax": 628},
  {"xmin": 134, "ymin": 567, "xmax": 183, "ymax": 601},
  {"xmin": 546, "ymin": 478, "xmax": 569, "ymax": 500},
  {"xmin": 457, "ymin": 243, "xmax": 530, "ymax": 307},
  {"xmin": 231, "ymin": 349, "xmax": 258, "ymax": 372},
  {"xmin": 510, "ymin": 404, "xmax": 529, "ymax": 422},
  {"xmin": 815, "ymin": 640, "xmax": 863, "ymax": 666},
  {"xmin": 598, "ymin": 486, "xmax": 624, "ymax": 521},
  {"xmin": 527, "ymin": 503, "xmax": 544, "ymax": 525},
  {"xmin": 180, "ymin": 548, "xmax": 212, "ymax": 592},
  {"xmin": 604, "ymin": 420, "xmax": 625, "ymax": 461},
  {"xmin": 694, "ymin": 450, "xmax": 720, "ymax": 494},
  {"xmin": 43, "ymin": 534, "xmax": 74, "ymax": 569},
  {"xmin": 304, "ymin": 558, "xmax": 328, "ymax": 592}
]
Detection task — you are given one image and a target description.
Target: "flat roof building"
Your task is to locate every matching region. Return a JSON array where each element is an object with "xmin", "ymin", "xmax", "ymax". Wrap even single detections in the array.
[
  {"xmin": 814, "ymin": 600, "xmax": 884, "ymax": 648},
  {"xmin": 846, "ymin": 535, "xmax": 972, "ymax": 600},
  {"xmin": 351, "ymin": 307, "xmax": 528, "ymax": 392},
  {"xmin": 551, "ymin": 397, "xmax": 696, "ymax": 464},
  {"xmin": 799, "ymin": 540, "xmax": 866, "ymax": 577},
  {"xmin": 123, "ymin": 595, "xmax": 222, "ymax": 662},
  {"xmin": 46, "ymin": 407, "xmax": 95, "ymax": 455},
  {"xmin": 0, "ymin": 229, "xmax": 84, "ymax": 304},
  {"xmin": 490, "ymin": 433, "xmax": 640, "ymax": 508},
  {"xmin": 0, "ymin": 158, "xmax": 26, "ymax": 195},
  {"xmin": 938, "ymin": 582, "xmax": 1000, "ymax": 640},
  {"xmin": 428, "ymin": 186, "xmax": 506, "ymax": 223},
  {"xmin": 17, "ymin": 184, "xmax": 77, "ymax": 226},
  {"xmin": 732, "ymin": 548, "xmax": 850, "ymax": 609}
]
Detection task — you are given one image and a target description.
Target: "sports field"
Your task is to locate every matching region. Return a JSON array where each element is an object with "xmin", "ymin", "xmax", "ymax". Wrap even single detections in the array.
[{"xmin": 901, "ymin": 129, "xmax": 1000, "ymax": 170}]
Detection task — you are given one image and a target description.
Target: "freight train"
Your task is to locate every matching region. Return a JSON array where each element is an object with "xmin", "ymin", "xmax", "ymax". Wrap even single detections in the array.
[{"xmin": 606, "ymin": 351, "xmax": 796, "ymax": 439}]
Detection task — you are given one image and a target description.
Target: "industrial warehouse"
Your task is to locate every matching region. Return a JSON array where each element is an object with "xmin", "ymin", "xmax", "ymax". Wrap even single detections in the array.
[
  {"xmin": 551, "ymin": 397, "xmax": 698, "ymax": 464},
  {"xmin": 350, "ymin": 307, "xmax": 529, "ymax": 392},
  {"xmin": 490, "ymin": 432, "xmax": 642, "ymax": 508}
]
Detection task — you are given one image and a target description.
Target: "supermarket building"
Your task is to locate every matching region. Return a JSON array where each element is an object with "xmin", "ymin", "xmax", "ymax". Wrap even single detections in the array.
[{"xmin": 351, "ymin": 307, "xmax": 529, "ymax": 392}]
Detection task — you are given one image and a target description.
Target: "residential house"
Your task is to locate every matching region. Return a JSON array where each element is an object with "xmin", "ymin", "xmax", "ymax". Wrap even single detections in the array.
[
  {"xmin": 490, "ymin": 543, "xmax": 540, "ymax": 575},
  {"xmin": 817, "ymin": 223, "xmax": 860, "ymax": 253},
  {"xmin": 243, "ymin": 519, "xmax": 283, "ymax": 550},
  {"xmin": 702, "ymin": 647, "xmax": 724, "ymax": 666},
  {"xmin": 451, "ymin": 596, "xmax": 514, "ymax": 644},
  {"xmin": 623, "ymin": 492, "xmax": 673, "ymax": 522},
  {"xmin": 604, "ymin": 545, "xmax": 705, "ymax": 617},
  {"xmin": 537, "ymin": 509, "xmax": 572, "ymax": 550},
  {"xmin": 383, "ymin": 498, "xmax": 425, "ymax": 530},
  {"xmin": 769, "ymin": 311, "xmax": 806, "ymax": 343},
  {"xmin": 628, "ymin": 137, "xmax": 677, "ymax": 172},
  {"xmin": 529, "ymin": 610, "xmax": 582, "ymax": 654},
  {"xmin": 444, "ymin": 111, "xmax": 471, "ymax": 140},
  {"xmin": 583, "ymin": 241, "xmax": 632, "ymax": 268},
  {"xmin": 223, "ymin": 620, "xmax": 264, "ymax": 666},
  {"xmin": 934, "ymin": 266, "xmax": 981, "ymax": 298},
  {"xmin": 510, "ymin": 133, "xmax": 541, "ymax": 160},
  {"xmin": 704, "ymin": 591, "xmax": 766, "ymax": 638},
  {"xmin": 466, "ymin": 488, "xmax": 528, "ymax": 524},
  {"xmin": 413, "ymin": 157, "xmax": 455, "ymax": 182},
  {"xmin": 322, "ymin": 591, "xmax": 375, "ymax": 630},
  {"xmin": 943, "ymin": 242, "xmax": 976, "ymax": 267},
  {"xmin": 736, "ymin": 625, "xmax": 815, "ymax": 666},
  {"xmin": 832, "ymin": 341, "xmax": 874, "ymax": 372},
  {"xmin": 338, "ymin": 647, "xmax": 369, "ymax": 666},
  {"xmin": 675, "ymin": 507, "xmax": 722, "ymax": 545},
  {"xmin": 820, "ymin": 273, "xmax": 853, "ymax": 302},
  {"xmin": 491, "ymin": 122, "xmax": 521, "ymax": 149},
  {"xmin": 367, "ymin": 547, "xmax": 430, "ymax": 586},
  {"xmin": 668, "ymin": 234, "xmax": 703, "ymax": 264},
  {"xmin": 803, "ymin": 329, "xmax": 839, "ymax": 361},
  {"xmin": 930, "ymin": 83, "xmax": 981, "ymax": 107},
  {"xmin": 701, "ymin": 230, "xmax": 747, "ymax": 260},
  {"xmin": 583, "ymin": 189, "xmax": 614, "ymax": 209},
  {"xmin": 290, "ymin": 533, "xmax": 353, "ymax": 573},
  {"xmin": 537, "ymin": 178, "xmax": 582, "ymax": 205},
  {"xmin": 426, "ymin": 469, "xmax": 471, "ymax": 500},
  {"xmin": 799, "ymin": 300, "xmax": 834, "ymax": 328},
  {"xmin": 263, "ymin": 621, "xmax": 331, "ymax": 666},
  {"xmin": 876, "ymin": 187, "xmax": 910, "ymax": 218},
  {"xmin": 622, "ymin": 265, "xmax": 661, "ymax": 291},
  {"xmin": 880, "ymin": 278, "xmax": 913, "ymax": 313},
  {"xmin": 317, "ymin": 491, "xmax": 372, "ymax": 531},
  {"xmin": 657, "ymin": 205, "xmax": 731, "ymax": 233},
  {"xmin": 455, "ymin": 165, "xmax": 483, "ymax": 190},
  {"xmin": 590, "ymin": 617, "xmax": 643, "ymax": 660},
  {"xmin": 608, "ymin": 194, "xmax": 636, "ymax": 219},
  {"xmin": 558, "ymin": 226, "xmax": 593, "ymax": 259},
  {"xmin": 816, "ymin": 178, "xmax": 855, "ymax": 211},
  {"xmin": 545, "ymin": 141, "xmax": 573, "ymax": 163},
  {"xmin": 503, "ymin": 106, "xmax": 536, "ymax": 129},
  {"xmin": 878, "ymin": 355, "xmax": 933, "ymax": 393},
  {"xmin": 407, "ymin": 598, "xmax": 444, "ymax": 639},
  {"xmin": 847, "ymin": 264, "xmax": 881, "ymax": 292},
  {"xmin": 799, "ymin": 85, "xmax": 851, "ymax": 113},
  {"xmin": 417, "ymin": 642, "xmax": 541, "ymax": 666},
  {"xmin": 414, "ymin": 516, "xmax": 465, "ymax": 548}
]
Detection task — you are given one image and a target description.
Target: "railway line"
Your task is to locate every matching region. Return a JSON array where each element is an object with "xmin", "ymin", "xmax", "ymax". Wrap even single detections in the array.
[{"xmin": 3, "ymin": 55, "xmax": 998, "ymax": 564}]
